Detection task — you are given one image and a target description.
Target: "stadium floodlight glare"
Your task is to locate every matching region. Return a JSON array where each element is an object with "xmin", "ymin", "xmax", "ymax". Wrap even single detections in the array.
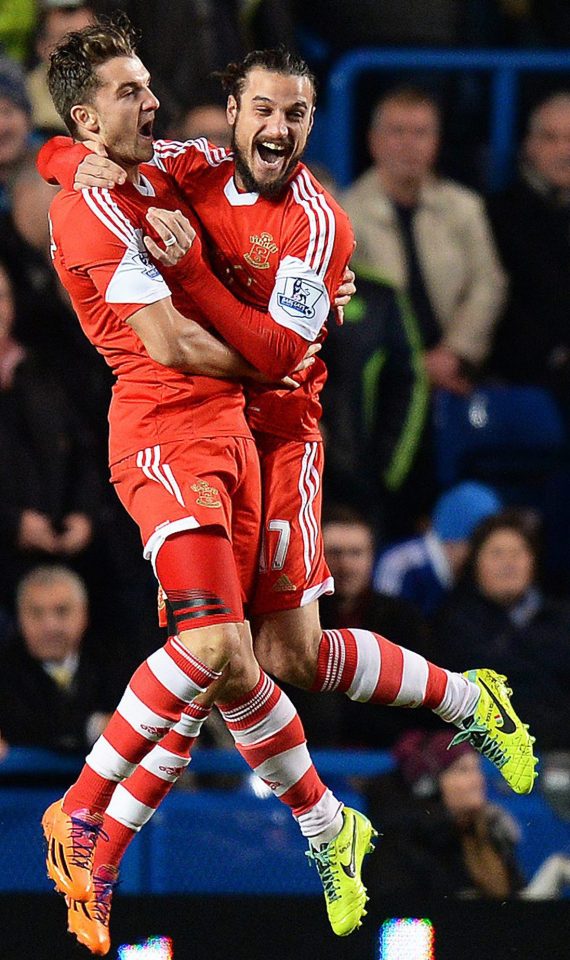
[
  {"xmin": 117, "ymin": 935, "xmax": 173, "ymax": 959},
  {"xmin": 378, "ymin": 917, "xmax": 435, "ymax": 960}
]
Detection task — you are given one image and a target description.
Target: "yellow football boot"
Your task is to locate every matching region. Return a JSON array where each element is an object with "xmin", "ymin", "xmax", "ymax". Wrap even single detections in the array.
[
  {"xmin": 306, "ymin": 807, "xmax": 377, "ymax": 936},
  {"xmin": 450, "ymin": 668, "xmax": 538, "ymax": 794}
]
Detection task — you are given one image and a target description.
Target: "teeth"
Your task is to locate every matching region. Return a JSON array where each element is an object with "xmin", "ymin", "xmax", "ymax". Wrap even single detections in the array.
[{"xmin": 260, "ymin": 141, "xmax": 285, "ymax": 153}]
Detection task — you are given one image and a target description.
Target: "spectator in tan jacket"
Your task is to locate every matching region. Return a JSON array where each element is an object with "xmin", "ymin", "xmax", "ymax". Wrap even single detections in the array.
[{"xmin": 343, "ymin": 86, "xmax": 506, "ymax": 396}]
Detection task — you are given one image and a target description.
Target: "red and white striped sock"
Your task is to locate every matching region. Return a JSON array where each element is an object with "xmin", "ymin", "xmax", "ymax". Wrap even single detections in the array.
[
  {"xmin": 218, "ymin": 672, "xmax": 343, "ymax": 841},
  {"xmin": 313, "ymin": 629, "xmax": 479, "ymax": 724},
  {"xmin": 93, "ymin": 702, "xmax": 210, "ymax": 873},
  {"xmin": 63, "ymin": 637, "xmax": 220, "ymax": 816}
]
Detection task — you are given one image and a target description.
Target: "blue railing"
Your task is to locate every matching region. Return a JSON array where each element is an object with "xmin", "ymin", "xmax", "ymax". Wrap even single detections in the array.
[
  {"xmin": 324, "ymin": 49, "xmax": 570, "ymax": 189},
  {"xmin": 0, "ymin": 745, "xmax": 395, "ymax": 779}
]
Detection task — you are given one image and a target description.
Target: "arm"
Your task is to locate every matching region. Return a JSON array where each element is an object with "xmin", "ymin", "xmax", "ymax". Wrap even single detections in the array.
[
  {"xmin": 126, "ymin": 295, "xmax": 264, "ymax": 379},
  {"xmin": 39, "ymin": 139, "xmax": 311, "ymax": 379}
]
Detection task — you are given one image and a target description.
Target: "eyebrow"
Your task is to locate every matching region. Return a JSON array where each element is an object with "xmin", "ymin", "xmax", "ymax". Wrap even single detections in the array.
[
  {"xmin": 251, "ymin": 96, "xmax": 308, "ymax": 109},
  {"xmin": 117, "ymin": 76, "xmax": 151, "ymax": 93}
]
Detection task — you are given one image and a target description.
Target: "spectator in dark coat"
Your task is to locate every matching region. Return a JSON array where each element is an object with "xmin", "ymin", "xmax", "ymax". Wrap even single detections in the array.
[
  {"xmin": 0, "ymin": 566, "xmax": 127, "ymax": 755},
  {"xmin": 0, "ymin": 260, "xmax": 102, "ymax": 610},
  {"xmin": 488, "ymin": 92, "xmax": 570, "ymax": 416},
  {"xmin": 366, "ymin": 729, "xmax": 524, "ymax": 900},
  {"xmin": 435, "ymin": 511, "xmax": 570, "ymax": 750}
]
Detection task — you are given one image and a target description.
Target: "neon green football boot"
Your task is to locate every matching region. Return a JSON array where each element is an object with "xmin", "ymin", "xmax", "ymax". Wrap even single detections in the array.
[
  {"xmin": 450, "ymin": 668, "xmax": 538, "ymax": 794},
  {"xmin": 306, "ymin": 807, "xmax": 378, "ymax": 936}
]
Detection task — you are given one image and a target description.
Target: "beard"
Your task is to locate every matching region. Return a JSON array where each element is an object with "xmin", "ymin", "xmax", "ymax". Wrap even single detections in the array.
[{"xmin": 231, "ymin": 127, "xmax": 301, "ymax": 200}]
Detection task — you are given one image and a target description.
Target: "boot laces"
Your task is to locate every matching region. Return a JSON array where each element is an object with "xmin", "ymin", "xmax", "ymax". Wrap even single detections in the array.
[
  {"xmin": 450, "ymin": 721, "xmax": 509, "ymax": 769},
  {"xmin": 306, "ymin": 847, "xmax": 341, "ymax": 902},
  {"xmin": 91, "ymin": 871, "xmax": 118, "ymax": 927},
  {"xmin": 68, "ymin": 814, "xmax": 109, "ymax": 870}
]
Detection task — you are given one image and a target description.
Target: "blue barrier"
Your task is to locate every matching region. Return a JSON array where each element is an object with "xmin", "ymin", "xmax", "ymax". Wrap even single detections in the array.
[
  {"xmin": 0, "ymin": 745, "xmax": 395, "ymax": 780},
  {"xmin": 1, "ymin": 752, "xmax": 568, "ymax": 895},
  {"xmin": 324, "ymin": 48, "xmax": 570, "ymax": 188}
]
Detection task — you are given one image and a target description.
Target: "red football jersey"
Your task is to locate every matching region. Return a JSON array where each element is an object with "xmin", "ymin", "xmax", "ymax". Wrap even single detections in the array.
[
  {"xmin": 48, "ymin": 167, "xmax": 250, "ymax": 466},
  {"xmin": 151, "ymin": 138, "xmax": 355, "ymax": 440}
]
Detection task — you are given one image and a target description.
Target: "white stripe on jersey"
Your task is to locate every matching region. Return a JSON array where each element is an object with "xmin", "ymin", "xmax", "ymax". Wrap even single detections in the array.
[
  {"xmin": 153, "ymin": 137, "xmax": 232, "ymax": 167},
  {"xmin": 82, "ymin": 188, "xmax": 132, "ymax": 246},
  {"xmin": 290, "ymin": 171, "xmax": 336, "ymax": 278},
  {"xmin": 298, "ymin": 169, "xmax": 336, "ymax": 279}
]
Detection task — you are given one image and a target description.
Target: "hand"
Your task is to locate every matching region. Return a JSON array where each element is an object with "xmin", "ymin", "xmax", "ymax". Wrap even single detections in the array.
[
  {"xmin": 334, "ymin": 266, "xmax": 356, "ymax": 325},
  {"xmin": 57, "ymin": 513, "xmax": 92, "ymax": 555},
  {"xmin": 280, "ymin": 342, "xmax": 321, "ymax": 388},
  {"xmin": 73, "ymin": 142, "xmax": 126, "ymax": 191},
  {"xmin": 423, "ymin": 344, "xmax": 472, "ymax": 395},
  {"xmin": 18, "ymin": 510, "xmax": 59, "ymax": 553},
  {"xmin": 144, "ymin": 207, "xmax": 198, "ymax": 266}
]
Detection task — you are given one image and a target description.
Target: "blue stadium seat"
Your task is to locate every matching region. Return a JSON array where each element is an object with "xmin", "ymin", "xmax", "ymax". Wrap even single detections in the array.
[{"xmin": 433, "ymin": 386, "xmax": 566, "ymax": 505}]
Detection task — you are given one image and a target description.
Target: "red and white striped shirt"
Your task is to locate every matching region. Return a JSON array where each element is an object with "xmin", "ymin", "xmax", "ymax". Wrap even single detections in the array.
[
  {"xmin": 47, "ymin": 166, "xmax": 250, "ymax": 466},
  {"xmin": 151, "ymin": 139, "xmax": 354, "ymax": 440}
]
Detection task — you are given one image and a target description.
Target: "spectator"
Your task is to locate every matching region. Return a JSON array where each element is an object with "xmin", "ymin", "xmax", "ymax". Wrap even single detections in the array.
[
  {"xmin": 0, "ymin": 57, "xmax": 36, "ymax": 213},
  {"xmin": 320, "ymin": 270, "xmax": 428, "ymax": 525},
  {"xmin": 343, "ymin": 87, "xmax": 506, "ymax": 528},
  {"xmin": 375, "ymin": 481, "xmax": 501, "ymax": 619},
  {"xmin": 344, "ymin": 86, "xmax": 506, "ymax": 394},
  {"xmin": 169, "ymin": 102, "xmax": 232, "ymax": 148},
  {"xmin": 366, "ymin": 729, "xmax": 524, "ymax": 899},
  {"xmin": 297, "ymin": 504, "xmax": 435, "ymax": 749},
  {"xmin": 0, "ymin": 566, "xmax": 127, "ymax": 754},
  {"xmin": 487, "ymin": 92, "xmax": 570, "ymax": 421},
  {"xmin": 26, "ymin": 2, "xmax": 95, "ymax": 135},
  {"xmin": 435, "ymin": 510, "xmax": 570, "ymax": 750},
  {"xmin": 0, "ymin": 259, "xmax": 102, "ymax": 612},
  {"xmin": 0, "ymin": 160, "xmax": 111, "ymax": 445}
]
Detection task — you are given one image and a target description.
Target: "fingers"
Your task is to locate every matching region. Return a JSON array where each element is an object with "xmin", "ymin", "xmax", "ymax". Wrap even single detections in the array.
[
  {"xmin": 145, "ymin": 208, "xmax": 196, "ymax": 266},
  {"xmin": 335, "ymin": 305, "xmax": 344, "ymax": 326},
  {"xmin": 74, "ymin": 155, "xmax": 126, "ymax": 190},
  {"xmin": 304, "ymin": 342, "xmax": 322, "ymax": 358}
]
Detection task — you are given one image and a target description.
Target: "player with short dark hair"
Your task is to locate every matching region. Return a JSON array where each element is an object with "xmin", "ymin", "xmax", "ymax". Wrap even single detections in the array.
[{"xmin": 39, "ymin": 20, "xmax": 376, "ymax": 953}]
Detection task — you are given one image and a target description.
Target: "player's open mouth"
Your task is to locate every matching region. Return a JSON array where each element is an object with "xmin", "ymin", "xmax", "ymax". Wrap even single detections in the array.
[
  {"xmin": 254, "ymin": 140, "xmax": 290, "ymax": 170},
  {"xmin": 138, "ymin": 119, "xmax": 154, "ymax": 139}
]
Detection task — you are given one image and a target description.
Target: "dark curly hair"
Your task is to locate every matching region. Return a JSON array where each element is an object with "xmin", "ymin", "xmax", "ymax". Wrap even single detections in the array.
[
  {"xmin": 216, "ymin": 47, "xmax": 317, "ymax": 106},
  {"xmin": 48, "ymin": 13, "xmax": 139, "ymax": 137}
]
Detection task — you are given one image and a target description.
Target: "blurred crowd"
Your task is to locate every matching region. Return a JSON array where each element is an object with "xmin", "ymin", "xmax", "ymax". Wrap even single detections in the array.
[{"xmin": 1, "ymin": 0, "xmax": 570, "ymax": 901}]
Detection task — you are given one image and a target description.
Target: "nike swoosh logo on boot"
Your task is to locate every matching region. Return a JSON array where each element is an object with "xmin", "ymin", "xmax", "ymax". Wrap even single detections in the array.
[
  {"xmin": 340, "ymin": 818, "xmax": 357, "ymax": 879},
  {"xmin": 480, "ymin": 678, "xmax": 516, "ymax": 735}
]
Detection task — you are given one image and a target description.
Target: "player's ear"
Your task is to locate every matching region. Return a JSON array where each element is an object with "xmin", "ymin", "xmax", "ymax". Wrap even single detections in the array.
[
  {"xmin": 226, "ymin": 95, "xmax": 237, "ymax": 128},
  {"xmin": 70, "ymin": 103, "xmax": 99, "ymax": 135}
]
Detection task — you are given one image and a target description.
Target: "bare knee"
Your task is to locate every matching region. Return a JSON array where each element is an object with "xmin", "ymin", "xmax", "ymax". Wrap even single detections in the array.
[
  {"xmin": 178, "ymin": 621, "xmax": 242, "ymax": 673},
  {"xmin": 254, "ymin": 613, "xmax": 321, "ymax": 690}
]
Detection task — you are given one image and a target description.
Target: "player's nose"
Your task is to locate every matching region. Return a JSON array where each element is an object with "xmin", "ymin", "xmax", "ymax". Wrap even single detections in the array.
[
  {"xmin": 144, "ymin": 88, "xmax": 160, "ymax": 112},
  {"xmin": 265, "ymin": 113, "xmax": 289, "ymax": 139}
]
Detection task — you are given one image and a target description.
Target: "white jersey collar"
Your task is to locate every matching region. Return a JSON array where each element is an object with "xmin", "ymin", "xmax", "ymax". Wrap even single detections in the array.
[{"xmin": 224, "ymin": 176, "xmax": 259, "ymax": 206}]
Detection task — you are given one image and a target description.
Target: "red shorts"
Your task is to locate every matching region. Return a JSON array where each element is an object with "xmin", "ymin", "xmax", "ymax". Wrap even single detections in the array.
[
  {"xmin": 251, "ymin": 436, "xmax": 333, "ymax": 616},
  {"xmin": 110, "ymin": 436, "xmax": 261, "ymax": 606}
]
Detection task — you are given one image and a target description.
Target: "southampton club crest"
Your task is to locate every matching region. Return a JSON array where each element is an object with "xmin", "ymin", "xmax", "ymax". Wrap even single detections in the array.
[
  {"xmin": 244, "ymin": 232, "xmax": 278, "ymax": 269},
  {"xmin": 276, "ymin": 275, "xmax": 324, "ymax": 320}
]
